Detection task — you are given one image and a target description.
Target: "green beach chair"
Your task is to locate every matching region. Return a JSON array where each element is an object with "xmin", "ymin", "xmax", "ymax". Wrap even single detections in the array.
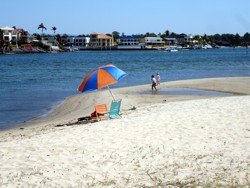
[{"xmin": 109, "ymin": 99, "xmax": 122, "ymax": 119}]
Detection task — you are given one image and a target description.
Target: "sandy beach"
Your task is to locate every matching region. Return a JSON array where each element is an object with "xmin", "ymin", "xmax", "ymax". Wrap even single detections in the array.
[{"xmin": 0, "ymin": 77, "xmax": 249, "ymax": 187}]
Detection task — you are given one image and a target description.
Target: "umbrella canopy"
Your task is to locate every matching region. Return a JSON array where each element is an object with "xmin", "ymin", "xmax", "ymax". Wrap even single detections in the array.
[{"xmin": 78, "ymin": 64, "xmax": 127, "ymax": 94}]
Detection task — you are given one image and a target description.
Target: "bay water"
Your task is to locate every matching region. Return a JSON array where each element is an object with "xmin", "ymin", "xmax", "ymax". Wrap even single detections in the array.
[{"xmin": 0, "ymin": 48, "xmax": 249, "ymax": 129}]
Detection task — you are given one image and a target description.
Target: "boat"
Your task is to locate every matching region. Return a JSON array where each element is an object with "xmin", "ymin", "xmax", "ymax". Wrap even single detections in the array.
[
  {"xmin": 170, "ymin": 49, "xmax": 178, "ymax": 52},
  {"xmin": 164, "ymin": 48, "xmax": 178, "ymax": 52}
]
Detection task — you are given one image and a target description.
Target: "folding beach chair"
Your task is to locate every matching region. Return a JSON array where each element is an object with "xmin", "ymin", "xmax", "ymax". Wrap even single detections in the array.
[
  {"xmin": 77, "ymin": 104, "xmax": 108, "ymax": 123},
  {"xmin": 109, "ymin": 99, "xmax": 122, "ymax": 119},
  {"xmin": 92, "ymin": 104, "xmax": 108, "ymax": 121}
]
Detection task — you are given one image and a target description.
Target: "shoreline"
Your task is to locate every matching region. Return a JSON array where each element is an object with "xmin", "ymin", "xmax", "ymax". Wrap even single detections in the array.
[{"xmin": 1, "ymin": 76, "xmax": 249, "ymax": 138}]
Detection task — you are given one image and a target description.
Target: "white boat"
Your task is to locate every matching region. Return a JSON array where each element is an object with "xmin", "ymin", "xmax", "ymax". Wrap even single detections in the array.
[
  {"xmin": 170, "ymin": 49, "xmax": 178, "ymax": 52},
  {"xmin": 165, "ymin": 48, "xmax": 178, "ymax": 52}
]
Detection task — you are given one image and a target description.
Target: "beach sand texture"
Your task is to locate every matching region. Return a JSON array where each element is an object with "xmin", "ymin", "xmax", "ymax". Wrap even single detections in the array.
[{"xmin": 0, "ymin": 77, "xmax": 249, "ymax": 187}]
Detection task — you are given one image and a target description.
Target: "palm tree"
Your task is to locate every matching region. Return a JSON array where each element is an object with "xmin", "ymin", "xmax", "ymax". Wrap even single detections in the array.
[
  {"xmin": 51, "ymin": 26, "xmax": 57, "ymax": 34},
  {"xmin": 37, "ymin": 23, "xmax": 47, "ymax": 35}
]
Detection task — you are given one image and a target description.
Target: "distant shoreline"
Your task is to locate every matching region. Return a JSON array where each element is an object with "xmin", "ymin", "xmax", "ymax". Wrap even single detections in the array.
[{"xmin": 1, "ymin": 45, "xmax": 249, "ymax": 55}]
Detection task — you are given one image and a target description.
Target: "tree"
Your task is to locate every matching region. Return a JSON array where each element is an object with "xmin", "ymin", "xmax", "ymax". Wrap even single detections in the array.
[
  {"xmin": 0, "ymin": 29, "xmax": 3, "ymax": 41},
  {"xmin": 243, "ymin": 32, "xmax": 250, "ymax": 46},
  {"xmin": 33, "ymin": 33, "xmax": 42, "ymax": 41},
  {"xmin": 165, "ymin": 30, "xmax": 170, "ymax": 36},
  {"xmin": 111, "ymin": 31, "xmax": 120, "ymax": 43},
  {"xmin": 37, "ymin": 23, "xmax": 47, "ymax": 35},
  {"xmin": 144, "ymin": 32, "xmax": 157, "ymax": 37},
  {"xmin": 233, "ymin": 33, "xmax": 241, "ymax": 46},
  {"xmin": 112, "ymin": 31, "xmax": 120, "ymax": 38},
  {"xmin": 51, "ymin": 26, "xmax": 57, "ymax": 34}
]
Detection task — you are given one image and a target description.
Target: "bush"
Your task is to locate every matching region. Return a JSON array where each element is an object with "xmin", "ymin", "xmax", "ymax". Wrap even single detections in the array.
[{"xmin": 31, "ymin": 41, "xmax": 50, "ymax": 51}]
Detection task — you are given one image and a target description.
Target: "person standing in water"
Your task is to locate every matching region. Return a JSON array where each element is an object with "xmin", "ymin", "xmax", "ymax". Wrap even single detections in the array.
[
  {"xmin": 156, "ymin": 72, "xmax": 160, "ymax": 85},
  {"xmin": 151, "ymin": 75, "xmax": 157, "ymax": 93}
]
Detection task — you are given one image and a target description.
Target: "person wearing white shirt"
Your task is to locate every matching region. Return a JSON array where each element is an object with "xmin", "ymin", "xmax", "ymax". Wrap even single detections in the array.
[
  {"xmin": 156, "ymin": 72, "xmax": 160, "ymax": 85},
  {"xmin": 151, "ymin": 75, "xmax": 157, "ymax": 93}
]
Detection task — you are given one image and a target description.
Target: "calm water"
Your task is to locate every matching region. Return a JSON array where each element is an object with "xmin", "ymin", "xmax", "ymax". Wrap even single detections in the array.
[{"xmin": 0, "ymin": 48, "xmax": 250, "ymax": 129}]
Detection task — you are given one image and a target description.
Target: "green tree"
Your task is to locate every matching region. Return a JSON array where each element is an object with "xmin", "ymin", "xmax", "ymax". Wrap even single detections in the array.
[
  {"xmin": 243, "ymin": 32, "xmax": 250, "ymax": 46},
  {"xmin": 33, "ymin": 33, "xmax": 42, "ymax": 41},
  {"xmin": 144, "ymin": 32, "xmax": 157, "ymax": 37},
  {"xmin": 0, "ymin": 29, "xmax": 3, "ymax": 41},
  {"xmin": 38, "ymin": 23, "xmax": 47, "ymax": 35},
  {"xmin": 112, "ymin": 31, "xmax": 120, "ymax": 44},
  {"xmin": 165, "ymin": 30, "xmax": 170, "ymax": 36},
  {"xmin": 51, "ymin": 26, "xmax": 57, "ymax": 34},
  {"xmin": 233, "ymin": 33, "xmax": 241, "ymax": 46},
  {"xmin": 112, "ymin": 31, "xmax": 120, "ymax": 38}
]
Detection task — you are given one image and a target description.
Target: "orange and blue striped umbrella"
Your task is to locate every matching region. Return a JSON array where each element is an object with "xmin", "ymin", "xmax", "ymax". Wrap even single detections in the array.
[{"xmin": 78, "ymin": 64, "xmax": 127, "ymax": 93}]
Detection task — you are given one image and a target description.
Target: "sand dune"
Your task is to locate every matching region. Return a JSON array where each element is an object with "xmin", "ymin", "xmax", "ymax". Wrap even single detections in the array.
[{"xmin": 0, "ymin": 77, "xmax": 250, "ymax": 187}]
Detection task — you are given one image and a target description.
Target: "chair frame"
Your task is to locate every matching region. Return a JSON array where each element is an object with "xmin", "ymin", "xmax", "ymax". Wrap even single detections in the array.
[
  {"xmin": 109, "ymin": 99, "xmax": 122, "ymax": 119},
  {"xmin": 93, "ymin": 104, "xmax": 108, "ymax": 121}
]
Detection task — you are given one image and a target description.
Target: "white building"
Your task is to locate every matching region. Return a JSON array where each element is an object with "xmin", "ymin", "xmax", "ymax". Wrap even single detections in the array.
[
  {"xmin": 66, "ymin": 36, "xmax": 90, "ymax": 48},
  {"xmin": 1, "ymin": 26, "xmax": 15, "ymax": 41},
  {"xmin": 144, "ymin": 37, "xmax": 165, "ymax": 48}
]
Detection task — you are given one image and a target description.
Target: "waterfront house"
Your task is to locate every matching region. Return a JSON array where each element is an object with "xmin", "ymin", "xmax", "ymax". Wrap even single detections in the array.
[
  {"xmin": 89, "ymin": 32, "xmax": 113, "ymax": 49},
  {"xmin": 118, "ymin": 35, "xmax": 140, "ymax": 46},
  {"xmin": 143, "ymin": 36, "xmax": 165, "ymax": 48},
  {"xmin": 117, "ymin": 35, "xmax": 142, "ymax": 49},
  {"xmin": 165, "ymin": 33, "xmax": 194, "ymax": 45},
  {"xmin": 66, "ymin": 36, "xmax": 90, "ymax": 50},
  {"xmin": 1, "ymin": 26, "xmax": 28, "ymax": 47},
  {"xmin": 165, "ymin": 33, "xmax": 178, "ymax": 45},
  {"xmin": 1, "ymin": 26, "xmax": 15, "ymax": 42},
  {"xmin": 42, "ymin": 36, "xmax": 58, "ymax": 46},
  {"xmin": 12, "ymin": 28, "xmax": 28, "ymax": 43}
]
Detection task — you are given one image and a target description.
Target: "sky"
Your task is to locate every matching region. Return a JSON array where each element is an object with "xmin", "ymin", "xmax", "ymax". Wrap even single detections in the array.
[{"xmin": 1, "ymin": 0, "xmax": 250, "ymax": 36}]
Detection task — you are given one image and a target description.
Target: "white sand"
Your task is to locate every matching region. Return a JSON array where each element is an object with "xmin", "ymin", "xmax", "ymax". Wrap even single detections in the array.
[{"xmin": 0, "ymin": 77, "xmax": 250, "ymax": 187}]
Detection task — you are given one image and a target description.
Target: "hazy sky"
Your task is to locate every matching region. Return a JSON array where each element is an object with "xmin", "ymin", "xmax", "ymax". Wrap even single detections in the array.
[{"xmin": 1, "ymin": 0, "xmax": 250, "ymax": 35}]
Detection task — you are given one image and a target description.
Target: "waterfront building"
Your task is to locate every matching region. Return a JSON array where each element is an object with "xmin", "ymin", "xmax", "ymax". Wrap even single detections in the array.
[
  {"xmin": 165, "ymin": 33, "xmax": 194, "ymax": 45},
  {"xmin": 42, "ymin": 36, "xmax": 58, "ymax": 46},
  {"xmin": 165, "ymin": 34, "xmax": 178, "ymax": 45},
  {"xmin": 118, "ymin": 35, "xmax": 139, "ymax": 46},
  {"xmin": 143, "ymin": 36, "xmax": 165, "ymax": 48},
  {"xmin": 66, "ymin": 36, "xmax": 90, "ymax": 48},
  {"xmin": 1, "ymin": 26, "xmax": 14, "ymax": 41},
  {"xmin": 117, "ymin": 35, "xmax": 142, "ymax": 49},
  {"xmin": 1, "ymin": 26, "xmax": 28, "ymax": 45},
  {"xmin": 89, "ymin": 32, "xmax": 114, "ymax": 48}
]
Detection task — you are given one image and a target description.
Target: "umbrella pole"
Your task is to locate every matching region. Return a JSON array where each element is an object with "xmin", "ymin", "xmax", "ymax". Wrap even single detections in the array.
[{"xmin": 107, "ymin": 85, "xmax": 115, "ymax": 101}]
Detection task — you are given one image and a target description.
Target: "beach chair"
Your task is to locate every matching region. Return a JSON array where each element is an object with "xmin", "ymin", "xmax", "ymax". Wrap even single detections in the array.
[
  {"xmin": 92, "ymin": 104, "xmax": 108, "ymax": 121},
  {"xmin": 109, "ymin": 99, "xmax": 122, "ymax": 119}
]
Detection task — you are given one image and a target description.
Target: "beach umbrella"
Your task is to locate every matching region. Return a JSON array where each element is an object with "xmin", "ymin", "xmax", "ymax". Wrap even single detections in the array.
[{"xmin": 78, "ymin": 64, "xmax": 127, "ymax": 100}]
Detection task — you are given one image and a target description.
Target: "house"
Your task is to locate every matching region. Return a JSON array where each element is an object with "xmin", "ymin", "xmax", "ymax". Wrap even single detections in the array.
[
  {"xmin": 1, "ymin": 26, "xmax": 15, "ymax": 42},
  {"xmin": 165, "ymin": 33, "xmax": 178, "ymax": 45},
  {"xmin": 185, "ymin": 34, "xmax": 194, "ymax": 43},
  {"xmin": 66, "ymin": 36, "xmax": 90, "ymax": 47},
  {"xmin": 143, "ymin": 36, "xmax": 165, "ymax": 48},
  {"xmin": 117, "ymin": 34, "xmax": 142, "ymax": 49},
  {"xmin": 66, "ymin": 36, "xmax": 90, "ymax": 49},
  {"xmin": 42, "ymin": 36, "xmax": 58, "ymax": 46},
  {"xmin": 118, "ymin": 35, "xmax": 139, "ymax": 46},
  {"xmin": 12, "ymin": 28, "xmax": 28, "ymax": 43},
  {"xmin": 89, "ymin": 32, "xmax": 113, "ymax": 48},
  {"xmin": 165, "ymin": 33, "xmax": 193, "ymax": 45},
  {"xmin": 1, "ymin": 26, "xmax": 28, "ymax": 43}
]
